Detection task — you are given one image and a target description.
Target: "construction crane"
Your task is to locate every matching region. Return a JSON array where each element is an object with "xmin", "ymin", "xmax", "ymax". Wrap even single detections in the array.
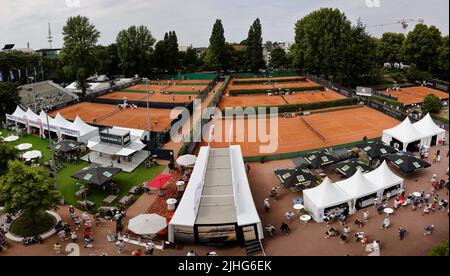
[{"xmin": 368, "ymin": 18, "xmax": 424, "ymax": 33}]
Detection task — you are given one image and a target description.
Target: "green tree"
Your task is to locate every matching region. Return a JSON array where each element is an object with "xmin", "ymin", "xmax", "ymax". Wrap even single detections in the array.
[
  {"xmin": 430, "ymin": 241, "xmax": 449, "ymax": 256},
  {"xmin": 0, "ymin": 143, "xmax": 18, "ymax": 174},
  {"xmin": 293, "ymin": 8, "xmax": 352, "ymax": 79},
  {"xmin": 402, "ymin": 24, "xmax": 443, "ymax": 73},
  {"xmin": 116, "ymin": 25, "xmax": 156, "ymax": 77},
  {"xmin": 59, "ymin": 15, "xmax": 100, "ymax": 97},
  {"xmin": 245, "ymin": 18, "xmax": 265, "ymax": 71},
  {"xmin": 422, "ymin": 94, "xmax": 442, "ymax": 114},
  {"xmin": 377, "ymin": 32, "xmax": 405, "ymax": 67},
  {"xmin": 180, "ymin": 47, "xmax": 199, "ymax": 72},
  {"xmin": 0, "ymin": 82, "xmax": 20, "ymax": 120},
  {"xmin": 166, "ymin": 31, "xmax": 180, "ymax": 74},
  {"xmin": 0, "ymin": 161, "xmax": 61, "ymax": 224},
  {"xmin": 269, "ymin": 47, "xmax": 288, "ymax": 68},
  {"xmin": 437, "ymin": 36, "xmax": 449, "ymax": 81},
  {"xmin": 93, "ymin": 44, "xmax": 121, "ymax": 76},
  {"xmin": 207, "ymin": 19, "xmax": 227, "ymax": 71}
]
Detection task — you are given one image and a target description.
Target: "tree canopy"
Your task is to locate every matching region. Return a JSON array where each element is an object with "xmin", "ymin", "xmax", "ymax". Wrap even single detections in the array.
[
  {"xmin": 245, "ymin": 18, "xmax": 265, "ymax": 71},
  {"xmin": 0, "ymin": 81, "xmax": 20, "ymax": 120},
  {"xmin": 422, "ymin": 93, "xmax": 442, "ymax": 115},
  {"xmin": 0, "ymin": 143, "xmax": 18, "ymax": 174},
  {"xmin": 269, "ymin": 47, "xmax": 288, "ymax": 68},
  {"xmin": 59, "ymin": 15, "xmax": 100, "ymax": 97},
  {"xmin": 0, "ymin": 161, "xmax": 62, "ymax": 223},
  {"xmin": 116, "ymin": 25, "xmax": 156, "ymax": 77},
  {"xmin": 377, "ymin": 32, "xmax": 405, "ymax": 67},
  {"xmin": 206, "ymin": 19, "xmax": 227, "ymax": 71}
]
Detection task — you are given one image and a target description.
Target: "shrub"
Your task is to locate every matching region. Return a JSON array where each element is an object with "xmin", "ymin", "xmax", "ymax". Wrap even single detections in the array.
[
  {"xmin": 233, "ymin": 77, "xmax": 306, "ymax": 85},
  {"xmin": 430, "ymin": 241, "xmax": 449, "ymax": 256},
  {"xmin": 422, "ymin": 94, "xmax": 442, "ymax": 114}
]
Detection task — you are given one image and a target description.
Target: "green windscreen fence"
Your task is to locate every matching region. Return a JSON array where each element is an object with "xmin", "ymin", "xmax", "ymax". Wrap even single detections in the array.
[
  {"xmin": 232, "ymin": 71, "xmax": 299, "ymax": 79},
  {"xmin": 151, "ymin": 73, "xmax": 219, "ymax": 80}
]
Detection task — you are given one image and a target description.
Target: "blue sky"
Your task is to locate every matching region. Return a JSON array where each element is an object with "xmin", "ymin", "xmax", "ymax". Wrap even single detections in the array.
[{"xmin": 0, "ymin": 0, "xmax": 448, "ymax": 49}]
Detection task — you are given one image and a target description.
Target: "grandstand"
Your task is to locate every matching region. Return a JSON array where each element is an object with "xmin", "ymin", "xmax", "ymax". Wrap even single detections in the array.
[{"xmin": 18, "ymin": 81, "xmax": 78, "ymax": 112}]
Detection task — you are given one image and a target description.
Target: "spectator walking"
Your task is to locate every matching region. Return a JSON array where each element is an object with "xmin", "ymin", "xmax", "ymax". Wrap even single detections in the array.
[
  {"xmin": 145, "ymin": 241, "xmax": 155, "ymax": 255},
  {"xmin": 265, "ymin": 224, "xmax": 276, "ymax": 238},
  {"xmin": 71, "ymin": 232, "xmax": 77, "ymax": 243},
  {"xmin": 53, "ymin": 243, "xmax": 62, "ymax": 254},
  {"xmin": 424, "ymin": 225, "xmax": 434, "ymax": 236},
  {"xmin": 281, "ymin": 223, "xmax": 290, "ymax": 234},
  {"xmin": 363, "ymin": 211, "xmax": 369, "ymax": 222},
  {"xmin": 74, "ymin": 217, "xmax": 81, "ymax": 230},
  {"xmin": 398, "ymin": 228, "xmax": 407, "ymax": 240},
  {"xmin": 116, "ymin": 239, "xmax": 125, "ymax": 254}
]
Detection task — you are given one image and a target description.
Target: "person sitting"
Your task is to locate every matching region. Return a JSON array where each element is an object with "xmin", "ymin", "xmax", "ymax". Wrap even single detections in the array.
[
  {"xmin": 325, "ymin": 227, "xmax": 339, "ymax": 239},
  {"xmin": 354, "ymin": 219, "xmax": 364, "ymax": 228},
  {"xmin": 340, "ymin": 233, "xmax": 349, "ymax": 244},
  {"xmin": 355, "ymin": 232, "xmax": 365, "ymax": 243},
  {"xmin": 265, "ymin": 224, "xmax": 276, "ymax": 238}
]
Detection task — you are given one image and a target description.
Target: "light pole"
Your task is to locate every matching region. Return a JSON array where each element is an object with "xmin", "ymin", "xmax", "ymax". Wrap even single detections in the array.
[
  {"xmin": 45, "ymin": 105, "xmax": 57, "ymax": 178},
  {"xmin": 146, "ymin": 86, "xmax": 154, "ymax": 158}
]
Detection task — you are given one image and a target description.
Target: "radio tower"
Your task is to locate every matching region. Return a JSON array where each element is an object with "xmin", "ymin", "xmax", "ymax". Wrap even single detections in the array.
[{"xmin": 47, "ymin": 22, "xmax": 53, "ymax": 49}]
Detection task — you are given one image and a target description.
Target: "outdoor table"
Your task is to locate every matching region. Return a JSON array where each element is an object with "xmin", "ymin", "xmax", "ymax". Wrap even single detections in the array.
[
  {"xmin": 75, "ymin": 188, "xmax": 88, "ymax": 198},
  {"xmin": 176, "ymin": 181, "xmax": 185, "ymax": 192},
  {"xmin": 413, "ymin": 192, "xmax": 421, "ymax": 198},
  {"xmin": 384, "ymin": 208, "xmax": 394, "ymax": 215},
  {"xmin": 103, "ymin": 195, "xmax": 117, "ymax": 205},
  {"xmin": 167, "ymin": 198, "xmax": 178, "ymax": 211},
  {"xmin": 300, "ymin": 215, "xmax": 312, "ymax": 224},
  {"xmin": 78, "ymin": 200, "xmax": 95, "ymax": 208},
  {"xmin": 119, "ymin": 196, "xmax": 131, "ymax": 205},
  {"xmin": 293, "ymin": 204, "xmax": 304, "ymax": 213}
]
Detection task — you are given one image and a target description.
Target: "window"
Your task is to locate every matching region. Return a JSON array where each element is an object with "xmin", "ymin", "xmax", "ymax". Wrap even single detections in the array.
[
  {"xmin": 297, "ymin": 175, "xmax": 306, "ymax": 182},
  {"xmin": 413, "ymin": 162, "xmax": 421, "ymax": 168},
  {"xmin": 341, "ymin": 165, "xmax": 350, "ymax": 172},
  {"xmin": 282, "ymin": 172, "xmax": 291, "ymax": 180},
  {"xmin": 364, "ymin": 146, "xmax": 372, "ymax": 151},
  {"xmin": 395, "ymin": 159, "xmax": 404, "ymax": 165},
  {"xmin": 380, "ymin": 148, "xmax": 387, "ymax": 154}
]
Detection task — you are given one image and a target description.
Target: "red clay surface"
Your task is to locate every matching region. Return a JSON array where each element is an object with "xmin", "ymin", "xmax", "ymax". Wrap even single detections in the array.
[
  {"xmin": 228, "ymin": 80, "xmax": 320, "ymax": 92},
  {"xmin": 383, "ymin": 86, "xmax": 449, "ymax": 106},
  {"xmin": 218, "ymin": 89, "xmax": 345, "ymax": 108},
  {"xmin": 164, "ymin": 84, "xmax": 208, "ymax": 93},
  {"xmin": 208, "ymin": 106, "xmax": 400, "ymax": 157},
  {"xmin": 99, "ymin": 91, "xmax": 194, "ymax": 104},
  {"xmin": 178, "ymin": 79, "xmax": 212, "ymax": 85},
  {"xmin": 50, "ymin": 102, "xmax": 181, "ymax": 132},
  {"xmin": 232, "ymin": 76, "xmax": 306, "ymax": 83},
  {"xmin": 127, "ymin": 84, "xmax": 167, "ymax": 92}
]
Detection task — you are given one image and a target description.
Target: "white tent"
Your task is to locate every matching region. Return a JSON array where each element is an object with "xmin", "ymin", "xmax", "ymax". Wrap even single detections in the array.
[
  {"xmin": 24, "ymin": 108, "xmax": 41, "ymax": 128},
  {"xmin": 413, "ymin": 114, "xmax": 446, "ymax": 147},
  {"xmin": 303, "ymin": 177, "xmax": 353, "ymax": 223},
  {"xmin": 73, "ymin": 116, "xmax": 99, "ymax": 142},
  {"xmin": 365, "ymin": 161, "xmax": 404, "ymax": 198},
  {"xmin": 335, "ymin": 169, "xmax": 383, "ymax": 210},
  {"xmin": 382, "ymin": 117, "xmax": 425, "ymax": 151}
]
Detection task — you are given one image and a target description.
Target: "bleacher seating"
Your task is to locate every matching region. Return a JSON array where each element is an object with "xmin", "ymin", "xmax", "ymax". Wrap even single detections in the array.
[{"xmin": 19, "ymin": 81, "xmax": 78, "ymax": 112}]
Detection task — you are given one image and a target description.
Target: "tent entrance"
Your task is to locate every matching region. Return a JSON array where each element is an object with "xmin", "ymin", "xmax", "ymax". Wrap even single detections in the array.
[
  {"xmin": 383, "ymin": 184, "xmax": 403, "ymax": 198},
  {"xmin": 240, "ymin": 224, "xmax": 259, "ymax": 242},
  {"xmin": 431, "ymin": 135, "xmax": 438, "ymax": 146},
  {"xmin": 391, "ymin": 138, "xmax": 404, "ymax": 151},
  {"xmin": 324, "ymin": 203, "xmax": 349, "ymax": 217},
  {"xmin": 195, "ymin": 224, "xmax": 238, "ymax": 244},
  {"xmin": 355, "ymin": 193, "xmax": 378, "ymax": 210},
  {"xmin": 406, "ymin": 141, "xmax": 421, "ymax": 152}
]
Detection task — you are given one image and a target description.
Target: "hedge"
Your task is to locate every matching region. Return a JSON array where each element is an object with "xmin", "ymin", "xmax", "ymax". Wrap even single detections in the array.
[
  {"xmin": 222, "ymin": 97, "xmax": 358, "ymax": 116},
  {"xmin": 229, "ymin": 85, "xmax": 325, "ymax": 95},
  {"xmin": 233, "ymin": 77, "xmax": 306, "ymax": 85},
  {"xmin": 371, "ymin": 95, "xmax": 405, "ymax": 109}
]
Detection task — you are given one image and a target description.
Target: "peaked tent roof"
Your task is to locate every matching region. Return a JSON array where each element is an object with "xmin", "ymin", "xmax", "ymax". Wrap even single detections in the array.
[
  {"xmin": 53, "ymin": 112, "xmax": 74, "ymax": 129},
  {"xmin": 365, "ymin": 161, "xmax": 404, "ymax": 189},
  {"xmin": 11, "ymin": 106, "xmax": 26, "ymax": 118},
  {"xmin": 303, "ymin": 177, "xmax": 352, "ymax": 208},
  {"xmin": 25, "ymin": 108, "xmax": 40, "ymax": 121},
  {"xmin": 383, "ymin": 117, "xmax": 425, "ymax": 143},
  {"xmin": 39, "ymin": 110, "xmax": 54, "ymax": 125},
  {"xmin": 413, "ymin": 113, "xmax": 446, "ymax": 137},
  {"xmin": 73, "ymin": 116, "xmax": 98, "ymax": 136},
  {"xmin": 335, "ymin": 169, "xmax": 380, "ymax": 198}
]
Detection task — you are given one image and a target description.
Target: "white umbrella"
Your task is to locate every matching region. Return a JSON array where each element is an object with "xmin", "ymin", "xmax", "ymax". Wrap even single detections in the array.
[
  {"xmin": 15, "ymin": 143, "xmax": 32, "ymax": 151},
  {"xmin": 23, "ymin": 150, "xmax": 42, "ymax": 160},
  {"xmin": 176, "ymin": 154, "xmax": 197, "ymax": 167},
  {"xmin": 128, "ymin": 214, "xmax": 167, "ymax": 236},
  {"xmin": 4, "ymin": 135, "xmax": 19, "ymax": 142}
]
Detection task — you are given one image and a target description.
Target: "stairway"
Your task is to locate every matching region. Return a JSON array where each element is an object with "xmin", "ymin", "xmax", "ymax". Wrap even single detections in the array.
[{"xmin": 244, "ymin": 240, "xmax": 264, "ymax": 256}]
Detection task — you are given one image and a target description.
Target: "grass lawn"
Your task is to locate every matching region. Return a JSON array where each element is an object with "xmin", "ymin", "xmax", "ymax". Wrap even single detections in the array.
[
  {"xmin": 10, "ymin": 213, "xmax": 56, "ymax": 237},
  {"xmin": 1, "ymin": 129, "xmax": 167, "ymax": 213}
]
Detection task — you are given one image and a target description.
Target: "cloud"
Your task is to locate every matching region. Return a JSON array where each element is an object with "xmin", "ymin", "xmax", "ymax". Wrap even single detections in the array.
[{"xmin": 0, "ymin": 0, "xmax": 448, "ymax": 49}]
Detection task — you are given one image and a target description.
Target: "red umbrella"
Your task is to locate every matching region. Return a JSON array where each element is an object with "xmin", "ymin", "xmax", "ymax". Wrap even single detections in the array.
[{"xmin": 146, "ymin": 174, "xmax": 172, "ymax": 190}]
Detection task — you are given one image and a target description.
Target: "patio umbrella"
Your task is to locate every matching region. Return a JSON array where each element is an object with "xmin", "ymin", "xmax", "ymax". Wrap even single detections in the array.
[
  {"xmin": 15, "ymin": 143, "xmax": 32, "ymax": 151},
  {"xmin": 357, "ymin": 141, "xmax": 397, "ymax": 159},
  {"xmin": 385, "ymin": 152, "xmax": 431, "ymax": 174},
  {"xmin": 4, "ymin": 135, "xmax": 19, "ymax": 142},
  {"xmin": 128, "ymin": 214, "xmax": 167, "ymax": 236},
  {"xmin": 274, "ymin": 168, "xmax": 318, "ymax": 189},
  {"xmin": 72, "ymin": 164, "xmax": 122, "ymax": 186},
  {"xmin": 22, "ymin": 150, "xmax": 42, "ymax": 160},
  {"xmin": 332, "ymin": 158, "xmax": 372, "ymax": 178},
  {"xmin": 176, "ymin": 154, "xmax": 197, "ymax": 167},
  {"xmin": 146, "ymin": 174, "xmax": 172, "ymax": 190},
  {"xmin": 302, "ymin": 150, "xmax": 339, "ymax": 169},
  {"xmin": 53, "ymin": 140, "xmax": 83, "ymax": 153}
]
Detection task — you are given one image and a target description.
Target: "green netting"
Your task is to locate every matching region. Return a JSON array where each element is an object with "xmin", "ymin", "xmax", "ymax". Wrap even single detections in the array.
[{"xmin": 233, "ymin": 71, "xmax": 299, "ymax": 79}]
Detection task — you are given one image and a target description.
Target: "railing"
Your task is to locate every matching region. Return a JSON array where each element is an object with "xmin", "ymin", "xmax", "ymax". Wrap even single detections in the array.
[{"xmin": 259, "ymin": 239, "xmax": 267, "ymax": 256}]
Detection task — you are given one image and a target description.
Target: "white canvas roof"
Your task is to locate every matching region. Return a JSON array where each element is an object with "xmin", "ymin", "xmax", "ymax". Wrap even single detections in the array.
[
  {"xmin": 73, "ymin": 116, "xmax": 98, "ymax": 136},
  {"xmin": 25, "ymin": 108, "xmax": 39, "ymax": 122},
  {"xmin": 383, "ymin": 117, "xmax": 424, "ymax": 144},
  {"xmin": 11, "ymin": 106, "xmax": 26, "ymax": 118},
  {"xmin": 365, "ymin": 161, "xmax": 404, "ymax": 190},
  {"xmin": 413, "ymin": 114, "xmax": 446, "ymax": 138},
  {"xmin": 53, "ymin": 113, "xmax": 74, "ymax": 130},
  {"xmin": 115, "ymin": 148, "xmax": 137, "ymax": 156},
  {"xmin": 304, "ymin": 177, "xmax": 353, "ymax": 209},
  {"xmin": 335, "ymin": 169, "xmax": 381, "ymax": 199},
  {"xmin": 113, "ymin": 127, "xmax": 146, "ymax": 140}
]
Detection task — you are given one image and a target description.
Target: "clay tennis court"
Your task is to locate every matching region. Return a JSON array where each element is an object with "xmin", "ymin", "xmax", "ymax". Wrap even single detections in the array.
[
  {"xmin": 127, "ymin": 84, "xmax": 167, "ymax": 92},
  {"xmin": 231, "ymin": 76, "xmax": 306, "ymax": 83},
  {"xmin": 99, "ymin": 91, "xmax": 195, "ymax": 104},
  {"xmin": 384, "ymin": 86, "xmax": 449, "ymax": 106},
  {"xmin": 50, "ymin": 102, "xmax": 182, "ymax": 132},
  {"xmin": 177, "ymin": 79, "xmax": 212, "ymax": 85},
  {"xmin": 218, "ymin": 89, "xmax": 345, "ymax": 108},
  {"xmin": 228, "ymin": 80, "xmax": 320, "ymax": 92},
  {"xmin": 164, "ymin": 84, "xmax": 208, "ymax": 93},
  {"xmin": 207, "ymin": 106, "xmax": 399, "ymax": 157}
]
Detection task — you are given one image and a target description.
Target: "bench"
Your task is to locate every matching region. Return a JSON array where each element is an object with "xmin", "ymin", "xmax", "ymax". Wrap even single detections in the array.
[
  {"xmin": 74, "ymin": 188, "xmax": 88, "ymax": 198},
  {"xmin": 77, "ymin": 200, "xmax": 95, "ymax": 209},
  {"xmin": 119, "ymin": 196, "xmax": 132, "ymax": 205},
  {"xmin": 129, "ymin": 186, "xmax": 141, "ymax": 195},
  {"xmin": 103, "ymin": 195, "xmax": 117, "ymax": 205}
]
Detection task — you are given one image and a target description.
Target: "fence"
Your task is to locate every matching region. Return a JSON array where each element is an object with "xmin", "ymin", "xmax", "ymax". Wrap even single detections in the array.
[
  {"xmin": 232, "ymin": 70, "xmax": 299, "ymax": 79},
  {"xmin": 305, "ymin": 74, "xmax": 356, "ymax": 97},
  {"xmin": 81, "ymin": 97, "xmax": 190, "ymax": 110},
  {"xmin": 425, "ymin": 79, "xmax": 449, "ymax": 93},
  {"xmin": 372, "ymin": 90, "xmax": 398, "ymax": 101},
  {"xmin": 367, "ymin": 100, "xmax": 408, "ymax": 121}
]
